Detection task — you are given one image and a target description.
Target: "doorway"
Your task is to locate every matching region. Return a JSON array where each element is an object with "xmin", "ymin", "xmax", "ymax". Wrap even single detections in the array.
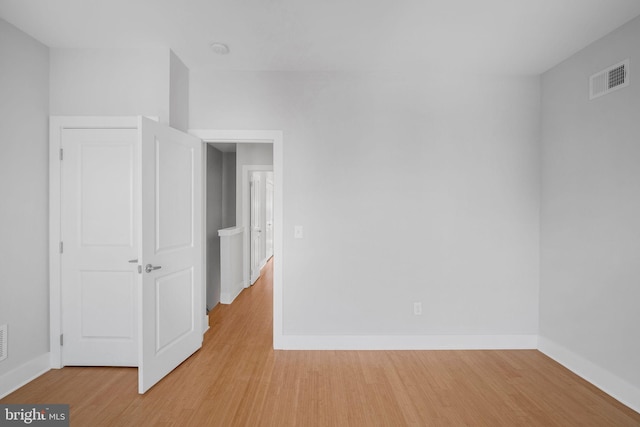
[
  {"xmin": 204, "ymin": 146, "xmax": 273, "ymax": 302},
  {"xmin": 193, "ymin": 130, "xmax": 283, "ymax": 348}
]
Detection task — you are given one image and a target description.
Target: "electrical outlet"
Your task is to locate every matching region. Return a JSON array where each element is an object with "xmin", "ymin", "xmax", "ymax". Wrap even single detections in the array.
[{"xmin": 413, "ymin": 302, "xmax": 422, "ymax": 316}]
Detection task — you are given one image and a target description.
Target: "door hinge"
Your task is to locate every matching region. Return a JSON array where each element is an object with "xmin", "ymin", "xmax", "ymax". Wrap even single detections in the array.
[
  {"xmin": 59, "ymin": 148, "xmax": 63, "ymax": 161},
  {"xmin": 59, "ymin": 241, "xmax": 64, "ymax": 254},
  {"xmin": 137, "ymin": 265, "xmax": 142, "ymax": 274},
  {"xmin": 60, "ymin": 334, "xmax": 63, "ymax": 346}
]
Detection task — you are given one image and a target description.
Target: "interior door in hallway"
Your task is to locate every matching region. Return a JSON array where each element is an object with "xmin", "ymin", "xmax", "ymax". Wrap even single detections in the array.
[
  {"xmin": 250, "ymin": 172, "xmax": 262, "ymax": 284},
  {"xmin": 265, "ymin": 173, "xmax": 274, "ymax": 260}
]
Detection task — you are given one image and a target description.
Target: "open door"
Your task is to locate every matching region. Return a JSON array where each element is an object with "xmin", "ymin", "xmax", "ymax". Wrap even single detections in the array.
[
  {"xmin": 250, "ymin": 172, "xmax": 263, "ymax": 284},
  {"xmin": 138, "ymin": 117, "xmax": 203, "ymax": 394},
  {"xmin": 265, "ymin": 173, "xmax": 274, "ymax": 260}
]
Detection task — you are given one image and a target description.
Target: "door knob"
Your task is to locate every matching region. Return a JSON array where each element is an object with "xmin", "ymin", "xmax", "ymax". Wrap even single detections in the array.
[{"xmin": 145, "ymin": 264, "xmax": 162, "ymax": 273}]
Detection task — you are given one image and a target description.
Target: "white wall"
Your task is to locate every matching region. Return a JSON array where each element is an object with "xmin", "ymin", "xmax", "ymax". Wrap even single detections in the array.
[
  {"xmin": 222, "ymin": 152, "xmax": 236, "ymax": 228},
  {"xmin": 169, "ymin": 50, "xmax": 189, "ymax": 132},
  {"xmin": 191, "ymin": 70, "xmax": 541, "ymax": 339},
  {"xmin": 540, "ymin": 15, "xmax": 640, "ymax": 404},
  {"xmin": 0, "ymin": 18, "xmax": 50, "ymax": 388},
  {"xmin": 49, "ymin": 48, "xmax": 171, "ymax": 123}
]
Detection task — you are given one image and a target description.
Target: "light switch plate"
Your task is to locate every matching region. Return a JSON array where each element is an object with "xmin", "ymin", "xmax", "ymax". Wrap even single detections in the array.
[{"xmin": 294, "ymin": 226, "xmax": 303, "ymax": 239}]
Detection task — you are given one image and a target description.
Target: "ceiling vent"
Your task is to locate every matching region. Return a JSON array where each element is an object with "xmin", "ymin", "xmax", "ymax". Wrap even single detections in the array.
[{"xmin": 590, "ymin": 59, "xmax": 630, "ymax": 100}]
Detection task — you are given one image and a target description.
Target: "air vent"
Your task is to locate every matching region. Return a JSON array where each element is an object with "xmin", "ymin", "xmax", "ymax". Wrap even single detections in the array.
[
  {"xmin": 590, "ymin": 59, "xmax": 630, "ymax": 100},
  {"xmin": 0, "ymin": 324, "xmax": 7, "ymax": 362}
]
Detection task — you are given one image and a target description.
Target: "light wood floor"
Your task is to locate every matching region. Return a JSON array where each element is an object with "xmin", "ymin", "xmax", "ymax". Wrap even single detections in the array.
[{"xmin": 3, "ymin": 258, "xmax": 639, "ymax": 426}]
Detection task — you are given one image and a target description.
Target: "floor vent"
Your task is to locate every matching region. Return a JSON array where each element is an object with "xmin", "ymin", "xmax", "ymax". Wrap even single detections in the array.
[
  {"xmin": 0, "ymin": 324, "xmax": 7, "ymax": 362},
  {"xmin": 590, "ymin": 59, "xmax": 630, "ymax": 100}
]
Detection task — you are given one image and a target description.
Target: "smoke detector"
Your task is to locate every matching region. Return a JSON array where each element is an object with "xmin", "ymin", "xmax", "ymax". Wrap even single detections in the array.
[{"xmin": 209, "ymin": 43, "xmax": 230, "ymax": 55}]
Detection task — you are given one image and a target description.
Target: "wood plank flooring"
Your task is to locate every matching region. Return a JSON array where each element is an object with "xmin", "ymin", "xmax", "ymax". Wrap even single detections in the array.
[{"xmin": 3, "ymin": 258, "xmax": 639, "ymax": 426}]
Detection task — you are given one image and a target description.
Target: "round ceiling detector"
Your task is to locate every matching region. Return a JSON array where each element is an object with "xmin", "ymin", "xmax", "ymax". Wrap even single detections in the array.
[{"xmin": 209, "ymin": 43, "xmax": 230, "ymax": 55}]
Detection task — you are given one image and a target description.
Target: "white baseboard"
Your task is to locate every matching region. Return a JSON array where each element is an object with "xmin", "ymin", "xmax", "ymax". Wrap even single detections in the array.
[
  {"xmin": 249, "ymin": 274, "xmax": 260, "ymax": 286},
  {"xmin": 276, "ymin": 334, "xmax": 538, "ymax": 350},
  {"xmin": 538, "ymin": 336, "xmax": 640, "ymax": 413},
  {"xmin": 0, "ymin": 353, "xmax": 51, "ymax": 399},
  {"xmin": 220, "ymin": 280, "xmax": 244, "ymax": 304},
  {"xmin": 202, "ymin": 314, "xmax": 210, "ymax": 334}
]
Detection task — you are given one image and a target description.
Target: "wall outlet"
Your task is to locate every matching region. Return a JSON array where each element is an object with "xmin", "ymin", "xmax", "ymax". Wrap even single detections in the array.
[
  {"xmin": 413, "ymin": 302, "xmax": 422, "ymax": 316},
  {"xmin": 294, "ymin": 225, "xmax": 304, "ymax": 239}
]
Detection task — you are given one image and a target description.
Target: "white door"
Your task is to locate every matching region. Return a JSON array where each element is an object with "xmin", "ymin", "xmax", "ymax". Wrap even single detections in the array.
[
  {"xmin": 138, "ymin": 117, "xmax": 203, "ymax": 394},
  {"xmin": 60, "ymin": 128, "xmax": 139, "ymax": 366},
  {"xmin": 265, "ymin": 174, "xmax": 274, "ymax": 260},
  {"xmin": 250, "ymin": 172, "xmax": 262, "ymax": 284}
]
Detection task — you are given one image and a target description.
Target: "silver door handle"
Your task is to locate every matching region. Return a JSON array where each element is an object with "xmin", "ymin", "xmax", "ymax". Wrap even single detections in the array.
[
  {"xmin": 145, "ymin": 264, "xmax": 162, "ymax": 273},
  {"xmin": 128, "ymin": 259, "xmax": 138, "ymax": 263}
]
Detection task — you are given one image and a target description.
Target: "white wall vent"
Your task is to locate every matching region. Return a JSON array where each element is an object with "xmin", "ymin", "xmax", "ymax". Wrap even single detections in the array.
[
  {"xmin": 0, "ymin": 324, "xmax": 7, "ymax": 362},
  {"xmin": 590, "ymin": 59, "xmax": 630, "ymax": 100}
]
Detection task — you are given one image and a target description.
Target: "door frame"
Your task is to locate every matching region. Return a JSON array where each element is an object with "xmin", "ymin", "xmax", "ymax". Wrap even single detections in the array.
[
  {"xmin": 192, "ymin": 129, "xmax": 284, "ymax": 349},
  {"xmin": 49, "ymin": 116, "xmax": 141, "ymax": 368}
]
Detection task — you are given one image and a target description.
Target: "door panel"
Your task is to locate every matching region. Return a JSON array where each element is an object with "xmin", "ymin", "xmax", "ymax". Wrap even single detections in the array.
[
  {"xmin": 156, "ymin": 268, "xmax": 193, "ymax": 352},
  {"xmin": 156, "ymin": 138, "xmax": 194, "ymax": 251},
  {"xmin": 80, "ymin": 271, "xmax": 135, "ymax": 338},
  {"xmin": 139, "ymin": 117, "xmax": 203, "ymax": 394},
  {"xmin": 79, "ymin": 144, "xmax": 134, "ymax": 246},
  {"xmin": 61, "ymin": 128, "xmax": 138, "ymax": 366}
]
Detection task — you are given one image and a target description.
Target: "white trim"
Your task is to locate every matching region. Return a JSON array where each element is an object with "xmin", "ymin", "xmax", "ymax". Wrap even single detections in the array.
[
  {"xmin": 201, "ymin": 137, "xmax": 208, "ymax": 334},
  {"xmin": 220, "ymin": 281, "xmax": 245, "ymax": 305},
  {"xmin": 538, "ymin": 336, "xmax": 640, "ymax": 413},
  {"xmin": 49, "ymin": 116, "xmax": 141, "ymax": 369},
  {"xmin": 190, "ymin": 130, "xmax": 284, "ymax": 349},
  {"xmin": 258, "ymin": 256, "xmax": 270, "ymax": 272},
  {"xmin": 0, "ymin": 353, "xmax": 51, "ymax": 399},
  {"xmin": 202, "ymin": 315, "xmax": 210, "ymax": 333},
  {"xmin": 277, "ymin": 335, "xmax": 538, "ymax": 351},
  {"xmin": 218, "ymin": 226, "xmax": 243, "ymax": 237}
]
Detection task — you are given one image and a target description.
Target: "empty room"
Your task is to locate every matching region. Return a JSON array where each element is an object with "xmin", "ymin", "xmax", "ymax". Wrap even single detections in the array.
[{"xmin": 1, "ymin": 0, "xmax": 639, "ymax": 425}]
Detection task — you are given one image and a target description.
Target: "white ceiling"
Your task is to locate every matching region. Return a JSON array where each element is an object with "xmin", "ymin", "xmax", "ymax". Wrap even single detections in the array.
[{"xmin": 1, "ymin": 0, "xmax": 639, "ymax": 74}]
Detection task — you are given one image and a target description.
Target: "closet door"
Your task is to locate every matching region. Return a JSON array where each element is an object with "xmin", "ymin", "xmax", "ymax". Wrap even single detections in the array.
[
  {"xmin": 138, "ymin": 117, "xmax": 203, "ymax": 393},
  {"xmin": 60, "ymin": 128, "xmax": 139, "ymax": 366}
]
